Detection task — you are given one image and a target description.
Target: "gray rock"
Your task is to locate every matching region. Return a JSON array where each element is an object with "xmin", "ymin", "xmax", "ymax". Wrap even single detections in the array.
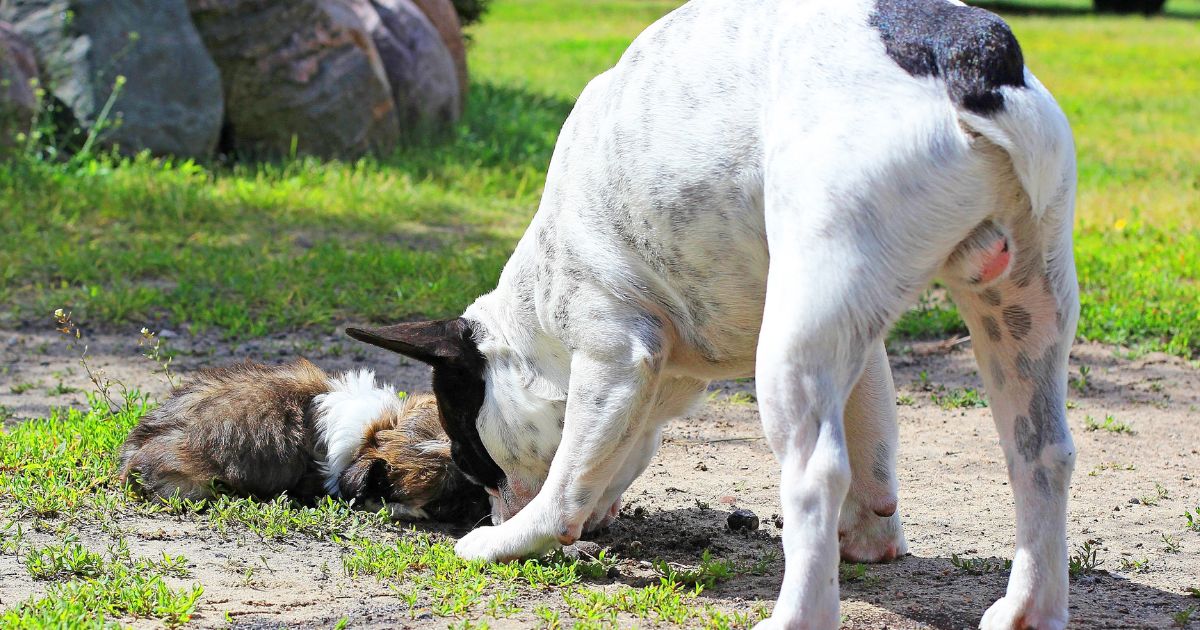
[
  {"xmin": 409, "ymin": 0, "xmax": 467, "ymax": 101},
  {"xmin": 358, "ymin": 0, "xmax": 460, "ymax": 139},
  {"xmin": 187, "ymin": 0, "xmax": 402, "ymax": 159},
  {"xmin": 0, "ymin": 21, "xmax": 39, "ymax": 151},
  {"xmin": 1, "ymin": 0, "xmax": 223, "ymax": 159}
]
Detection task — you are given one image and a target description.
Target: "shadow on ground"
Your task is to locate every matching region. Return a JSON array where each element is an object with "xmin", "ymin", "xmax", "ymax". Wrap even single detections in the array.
[{"xmin": 973, "ymin": 0, "xmax": 1200, "ymax": 19}]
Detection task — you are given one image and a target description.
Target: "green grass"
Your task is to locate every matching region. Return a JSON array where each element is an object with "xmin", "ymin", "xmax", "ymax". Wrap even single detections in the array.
[
  {"xmin": 931, "ymin": 386, "xmax": 990, "ymax": 410},
  {"xmin": 1083, "ymin": 413, "xmax": 1135, "ymax": 434},
  {"xmin": 3, "ymin": 532, "xmax": 202, "ymax": 628},
  {"xmin": 0, "ymin": 394, "xmax": 761, "ymax": 627},
  {"xmin": 2, "ymin": 0, "xmax": 1198, "ymax": 355}
]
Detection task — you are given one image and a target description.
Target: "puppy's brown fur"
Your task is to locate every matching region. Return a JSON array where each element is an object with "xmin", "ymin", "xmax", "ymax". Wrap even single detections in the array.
[
  {"xmin": 118, "ymin": 359, "xmax": 488, "ymax": 522},
  {"xmin": 338, "ymin": 394, "xmax": 488, "ymax": 521}
]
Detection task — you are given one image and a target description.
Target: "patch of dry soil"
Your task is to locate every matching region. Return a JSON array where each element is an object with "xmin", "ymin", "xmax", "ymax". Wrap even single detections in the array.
[{"xmin": 1, "ymin": 326, "xmax": 1198, "ymax": 628}]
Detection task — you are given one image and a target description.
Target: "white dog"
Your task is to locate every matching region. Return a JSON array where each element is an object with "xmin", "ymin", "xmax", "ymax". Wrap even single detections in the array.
[{"xmin": 349, "ymin": 0, "xmax": 1079, "ymax": 627}]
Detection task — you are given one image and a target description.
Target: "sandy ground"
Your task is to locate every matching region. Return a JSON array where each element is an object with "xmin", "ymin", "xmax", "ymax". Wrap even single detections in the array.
[{"xmin": 1, "ymin": 325, "xmax": 1198, "ymax": 628}]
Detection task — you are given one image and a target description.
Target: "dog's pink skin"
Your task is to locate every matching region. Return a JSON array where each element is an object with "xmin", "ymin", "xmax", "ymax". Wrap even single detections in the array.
[{"xmin": 980, "ymin": 238, "xmax": 1013, "ymax": 284}]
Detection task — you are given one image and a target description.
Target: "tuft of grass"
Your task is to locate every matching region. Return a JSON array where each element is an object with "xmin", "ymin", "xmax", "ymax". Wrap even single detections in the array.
[
  {"xmin": 652, "ymin": 550, "xmax": 738, "ymax": 589},
  {"xmin": 9, "ymin": 382, "xmax": 38, "ymax": 395},
  {"xmin": 1072, "ymin": 364, "xmax": 1091, "ymax": 393},
  {"xmin": 724, "ymin": 391, "xmax": 757, "ymax": 405},
  {"xmin": 1117, "ymin": 556, "xmax": 1150, "ymax": 574},
  {"xmin": 1174, "ymin": 606, "xmax": 1196, "ymax": 628},
  {"xmin": 1084, "ymin": 414, "xmax": 1134, "ymax": 434},
  {"xmin": 1069, "ymin": 541, "xmax": 1104, "ymax": 578},
  {"xmin": 4, "ymin": 539, "xmax": 201, "ymax": 628},
  {"xmin": 342, "ymin": 535, "xmax": 757, "ymax": 627},
  {"xmin": 950, "ymin": 554, "xmax": 1012, "ymax": 575},
  {"xmin": 838, "ymin": 562, "xmax": 879, "ymax": 585},
  {"xmin": 931, "ymin": 386, "xmax": 989, "ymax": 410},
  {"xmin": 1186, "ymin": 506, "xmax": 1200, "ymax": 533},
  {"xmin": 45, "ymin": 381, "xmax": 81, "ymax": 396},
  {"xmin": 1088, "ymin": 461, "xmax": 1135, "ymax": 476},
  {"xmin": 1138, "ymin": 482, "xmax": 1170, "ymax": 507}
]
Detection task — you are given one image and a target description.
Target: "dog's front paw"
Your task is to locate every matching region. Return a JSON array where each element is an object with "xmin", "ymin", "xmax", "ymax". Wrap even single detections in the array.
[
  {"xmin": 838, "ymin": 495, "xmax": 907, "ymax": 563},
  {"xmin": 454, "ymin": 525, "xmax": 531, "ymax": 562},
  {"xmin": 980, "ymin": 595, "xmax": 1067, "ymax": 630},
  {"xmin": 454, "ymin": 522, "xmax": 560, "ymax": 563}
]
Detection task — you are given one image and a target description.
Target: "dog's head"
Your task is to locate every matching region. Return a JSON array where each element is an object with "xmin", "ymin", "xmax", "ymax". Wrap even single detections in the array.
[
  {"xmin": 335, "ymin": 393, "xmax": 491, "ymax": 522},
  {"xmin": 346, "ymin": 318, "xmax": 565, "ymax": 524}
]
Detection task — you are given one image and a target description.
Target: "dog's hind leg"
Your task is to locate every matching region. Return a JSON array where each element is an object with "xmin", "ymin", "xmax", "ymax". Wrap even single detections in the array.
[
  {"xmin": 945, "ymin": 207, "xmax": 1078, "ymax": 630},
  {"xmin": 838, "ymin": 340, "xmax": 907, "ymax": 563}
]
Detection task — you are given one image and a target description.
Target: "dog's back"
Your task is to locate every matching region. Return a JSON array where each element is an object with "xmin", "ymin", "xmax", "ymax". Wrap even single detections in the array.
[{"xmin": 119, "ymin": 359, "xmax": 330, "ymax": 501}]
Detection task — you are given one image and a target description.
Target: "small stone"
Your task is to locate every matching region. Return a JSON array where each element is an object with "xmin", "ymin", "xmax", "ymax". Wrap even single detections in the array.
[
  {"xmin": 563, "ymin": 540, "xmax": 602, "ymax": 560},
  {"xmin": 773, "ymin": 514, "xmax": 784, "ymax": 529},
  {"xmin": 727, "ymin": 508, "xmax": 760, "ymax": 532}
]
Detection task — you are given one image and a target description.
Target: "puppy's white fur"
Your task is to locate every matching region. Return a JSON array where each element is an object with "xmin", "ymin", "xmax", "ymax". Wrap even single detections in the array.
[{"xmin": 313, "ymin": 369, "xmax": 403, "ymax": 495}]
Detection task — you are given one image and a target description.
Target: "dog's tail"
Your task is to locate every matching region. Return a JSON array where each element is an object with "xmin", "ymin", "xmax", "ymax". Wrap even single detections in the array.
[{"xmin": 958, "ymin": 71, "xmax": 1077, "ymax": 225}]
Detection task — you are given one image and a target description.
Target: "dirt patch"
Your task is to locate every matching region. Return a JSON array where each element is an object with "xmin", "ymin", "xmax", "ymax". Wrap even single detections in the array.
[{"xmin": 2, "ymin": 326, "xmax": 1198, "ymax": 628}]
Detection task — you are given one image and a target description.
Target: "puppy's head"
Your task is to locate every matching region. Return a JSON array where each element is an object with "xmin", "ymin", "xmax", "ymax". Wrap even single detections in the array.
[
  {"xmin": 345, "ymin": 318, "xmax": 565, "ymax": 525},
  {"xmin": 337, "ymin": 394, "xmax": 490, "ymax": 522}
]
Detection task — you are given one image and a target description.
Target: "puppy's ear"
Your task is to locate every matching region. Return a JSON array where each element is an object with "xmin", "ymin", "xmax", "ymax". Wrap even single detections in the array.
[
  {"xmin": 345, "ymin": 319, "xmax": 477, "ymax": 367},
  {"xmin": 338, "ymin": 457, "xmax": 391, "ymax": 502}
]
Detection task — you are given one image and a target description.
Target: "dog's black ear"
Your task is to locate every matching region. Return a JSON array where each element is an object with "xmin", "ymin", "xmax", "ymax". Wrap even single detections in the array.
[
  {"xmin": 339, "ymin": 457, "xmax": 391, "ymax": 502},
  {"xmin": 345, "ymin": 318, "xmax": 476, "ymax": 367}
]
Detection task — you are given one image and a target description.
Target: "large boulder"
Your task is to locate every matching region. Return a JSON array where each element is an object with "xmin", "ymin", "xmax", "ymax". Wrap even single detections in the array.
[
  {"xmin": 358, "ymin": 0, "xmax": 460, "ymax": 138},
  {"xmin": 187, "ymin": 0, "xmax": 402, "ymax": 159},
  {"xmin": 1, "ymin": 0, "xmax": 224, "ymax": 159},
  {"xmin": 410, "ymin": 0, "xmax": 468, "ymax": 101},
  {"xmin": 0, "ymin": 21, "xmax": 39, "ymax": 151}
]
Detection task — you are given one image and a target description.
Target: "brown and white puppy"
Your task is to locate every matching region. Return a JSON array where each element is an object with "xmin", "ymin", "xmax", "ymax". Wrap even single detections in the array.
[{"xmin": 118, "ymin": 359, "xmax": 489, "ymax": 522}]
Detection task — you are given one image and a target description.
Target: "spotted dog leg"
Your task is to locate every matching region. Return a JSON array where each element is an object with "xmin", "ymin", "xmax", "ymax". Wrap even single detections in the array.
[{"xmin": 947, "ymin": 218, "xmax": 1079, "ymax": 630}]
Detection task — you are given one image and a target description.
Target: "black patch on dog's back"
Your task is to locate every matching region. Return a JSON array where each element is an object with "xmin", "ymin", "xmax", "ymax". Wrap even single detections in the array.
[{"xmin": 870, "ymin": 0, "xmax": 1025, "ymax": 114}]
